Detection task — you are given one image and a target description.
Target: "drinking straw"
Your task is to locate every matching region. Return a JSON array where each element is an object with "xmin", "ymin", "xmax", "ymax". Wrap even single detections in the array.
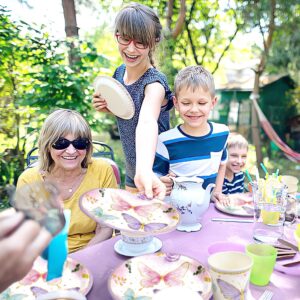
[
  {"xmin": 245, "ymin": 170, "xmax": 253, "ymax": 183},
  {"xmin": 260, "ymin": 163, "xmax": 269, "ymax": 177},
  {"xmin": 255, "ymin": 166, "xmax": 260, "ymax": 182}
]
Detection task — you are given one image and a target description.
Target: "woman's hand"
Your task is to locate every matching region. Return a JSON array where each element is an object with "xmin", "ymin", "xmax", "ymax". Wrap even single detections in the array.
[
  {"xmin": 0, "ymin": 209, "xmax": 51, "ymax": 292},
  {"xmin": 92, "ymin": 93, "xmax": 111, "ymax": 113}
]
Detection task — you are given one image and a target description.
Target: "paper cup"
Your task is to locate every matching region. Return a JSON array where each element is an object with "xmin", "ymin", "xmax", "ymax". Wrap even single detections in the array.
[
  {"xmin": 246, "ymin": 244, "xmax": 277, "ymax": 286},
  {"xmin": 208, "ymin": 251, "xmax": 252, "ymax": 300}
]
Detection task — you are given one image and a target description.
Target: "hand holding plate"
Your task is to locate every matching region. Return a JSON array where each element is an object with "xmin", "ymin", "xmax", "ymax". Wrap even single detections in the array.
[{"xmin": 92, "ymin": 93, "xmax": 111, "ymax": 113}]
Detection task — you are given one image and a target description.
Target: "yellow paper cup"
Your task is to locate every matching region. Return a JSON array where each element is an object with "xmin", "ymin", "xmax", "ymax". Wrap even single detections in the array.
[
  {"xmin": 208, "ymin": 251, "xmax": 253, "ymax": 300},
  {"xmin": 246, "ymin": 244, "xmax": 277, "ymax": 286}
]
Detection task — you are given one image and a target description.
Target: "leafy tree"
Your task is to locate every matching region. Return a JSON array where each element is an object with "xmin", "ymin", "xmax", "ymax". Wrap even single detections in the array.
[
  {"xmin": 0, "ymin": 6, "xmax": 112, "ymax": 204},
  {"xmin": 238, "ymin": 0, "xmax": 300, "ymax": 165}
]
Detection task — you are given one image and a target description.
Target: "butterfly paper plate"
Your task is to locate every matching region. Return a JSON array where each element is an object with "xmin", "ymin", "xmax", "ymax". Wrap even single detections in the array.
[
  {"xmin": 94, "ymin": 75, "xmax": 135, "ymax": 119},
  {"xmin": 108, "ymin": 252, "xmax": 212, "ymax": 300},
  {"xmin": 215, "ymin": 194, "xmax": 254, "ymax": 217},
  {"xmin": 79, "ymin": 188, "xmax": 180, "ymax": 236},
  {"xmin": 0, "ymin": 257, "xmax": 92, "ymax": 299}
]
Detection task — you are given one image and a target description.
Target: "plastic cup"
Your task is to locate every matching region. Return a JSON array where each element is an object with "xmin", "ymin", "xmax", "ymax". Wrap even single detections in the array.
[{"xmin": 246, "ymin": 244, "xmax": 277, "ymax": 286}]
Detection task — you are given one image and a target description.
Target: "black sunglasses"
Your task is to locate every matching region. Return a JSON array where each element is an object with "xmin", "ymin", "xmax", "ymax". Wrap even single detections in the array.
[{"xmin": 52, "ymin": 137, "xmax": 90, "ymax": 150}]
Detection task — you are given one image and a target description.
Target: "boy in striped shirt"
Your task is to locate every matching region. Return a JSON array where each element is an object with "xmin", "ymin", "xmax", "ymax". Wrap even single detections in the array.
[
  {"xmin": 153, "ymin": 66, "xmax": 229, "ymax": 202},
  {"xmin": 222, "ymin": 133, "xmax": 248, "ymax": 194}
]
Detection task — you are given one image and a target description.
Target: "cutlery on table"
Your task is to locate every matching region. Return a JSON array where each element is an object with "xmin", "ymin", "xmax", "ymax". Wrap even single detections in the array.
[
  {"xmin": 277, "ymin": 238, "xmax": 299, "ymax": 252},
  {"xmin": 258, "ymin": 290, "xmax": 273, "ymax": 300},
  {"xmin": 281, "ymin": 259, "xmax": 300, "ymax": 267},
  {"xmin": 276, "ymin": 253, "xmax": 296, "ymax": 260},
  {"xmin": 211, "ymin": 218, "xmax": 254, "ymax": 223}
]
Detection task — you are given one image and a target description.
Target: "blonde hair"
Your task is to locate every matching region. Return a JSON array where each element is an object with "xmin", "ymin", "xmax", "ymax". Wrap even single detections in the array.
[
  {"xmin": 174, "ymin": 65, "xmax": 215, "ymax": 98},
  {"xmin": 38, "ymin": 109, "xmax": 93, "ymax": 172},
  {"xmin": 227, "ymin": 133, "xmax": 248, "ymax": 150},
  {"xmin": 114, "ymin": 2, "xmax": 162, "ymax": 66}
]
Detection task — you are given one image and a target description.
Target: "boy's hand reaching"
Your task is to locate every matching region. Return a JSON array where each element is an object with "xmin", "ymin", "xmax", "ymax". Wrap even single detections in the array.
[
  {"xmin": 211, "ymin": 190, "xmax": 230, "ymax": 206},
  {"xmin": 160, "ymin": 172, "xmax": 176, "ymax": 196},
  {"xmin": 92, "ymin": 93, "xmax": 111, "ymax": 113}
]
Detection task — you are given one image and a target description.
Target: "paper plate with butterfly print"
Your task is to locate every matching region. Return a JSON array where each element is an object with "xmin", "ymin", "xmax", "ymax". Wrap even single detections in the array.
[
  {"xmin": 79, "ymin": 188, "xmax": 180, "ymax": 236},
  {"xmin": 0, "ymin": 257, "xmax": 92, "ymax": 299},
  {"xmin": 215, "ymin": 193, "xmax": 254, "ymax": 217},
  {"xmin": 108, "ymin": 252, "xmax": 212, "ymax": 300}
]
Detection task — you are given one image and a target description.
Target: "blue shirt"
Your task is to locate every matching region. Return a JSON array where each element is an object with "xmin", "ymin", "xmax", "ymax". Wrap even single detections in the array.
[
  {"xmin": 113, "ymin": 64, "xmax": 173, "ymax": 185},
  {"xmin": 222, "ymin": 171, "xmax": 245, "ymax": 194},
  {"xmin": 153, "ymin": 122, "xmax": 229, "ymax": 189}
]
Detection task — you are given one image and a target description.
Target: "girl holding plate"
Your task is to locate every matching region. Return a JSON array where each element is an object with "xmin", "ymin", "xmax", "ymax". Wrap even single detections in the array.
[{"xmin": 92, "ymin": 2, "xmax": 173, "ymax": 200}]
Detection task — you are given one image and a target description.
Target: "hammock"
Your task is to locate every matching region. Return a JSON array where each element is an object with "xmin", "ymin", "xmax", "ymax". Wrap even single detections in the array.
[{"xmin": 252, "ymin": 98, "xmax": 300, "ymax": 163}]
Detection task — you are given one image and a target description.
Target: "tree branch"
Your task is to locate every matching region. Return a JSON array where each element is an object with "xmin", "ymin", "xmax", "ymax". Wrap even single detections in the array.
[
  {"xmin": 185, "ymin": 0, "xmax": 198, "ymax": 65},
  {"xmin": 171, "ymin": 0, "xmax": 186, "ymax": 39},
  {"xmin": 211, "ymin": 26, "xmax": 239, "ymax": 74},
  {"xmin": 167, "ymin": 0, "xmax": 174, "ymax": 31}
]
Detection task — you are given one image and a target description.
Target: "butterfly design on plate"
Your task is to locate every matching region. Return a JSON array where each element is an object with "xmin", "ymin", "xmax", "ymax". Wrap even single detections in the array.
[
  {"xmin": 19, "ymin": 269, "xmax": 47, "ymax": 285},
  {"xmin": 122, "ymin": 288, "xmax": 151, "ymax": 300},
  {"xmin": 30, "ymin": 286, "xmax": 80, "ymax": 297},
  {"xmin": 111, "ymin": 192, "xmax": 161, "ymax": 218},
  {"xmin": 217, "ymin": 279, "xmax": 245, "ymax": 300},
  {"xmin": 92, "ymin": 207, "xmax": 118, "ymax": 221},
  {"xmin": 0, "ymin": 288, "xmax": 27, "ymax": 300},
  {"xmin": 138, "ymin": 262, "xmax": 190, "ymax": 288},
  {"xmin": 122, "ymin": 213, "xmax": 168, "ymax": 232}
]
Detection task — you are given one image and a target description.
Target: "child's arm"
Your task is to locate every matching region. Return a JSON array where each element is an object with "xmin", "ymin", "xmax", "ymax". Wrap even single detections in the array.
[
  {"xmin": 135, "ymin": 82, "xmax": 166, "ymax": 199},
  {"xmin": 211, "ymin": 163, "xmax": 226, "ymax": 202}
]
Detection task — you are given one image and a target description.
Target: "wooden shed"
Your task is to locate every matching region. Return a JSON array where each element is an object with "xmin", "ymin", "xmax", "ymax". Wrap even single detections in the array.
[{"xmin": 213, "ymin": 74, "xmax": 296, "ymax": 144}]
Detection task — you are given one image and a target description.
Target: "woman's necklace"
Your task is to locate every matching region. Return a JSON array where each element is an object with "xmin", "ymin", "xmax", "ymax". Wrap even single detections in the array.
[{"xmin": 47, "ymin": 169, "xmax": 85, "ymax": 194}]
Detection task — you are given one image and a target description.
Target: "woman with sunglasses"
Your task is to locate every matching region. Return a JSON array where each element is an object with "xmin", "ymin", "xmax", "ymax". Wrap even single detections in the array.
[
  {"xmin": 92, "ymin": 2, "xmax": 173, "ymax": 200},
  {"xmin": 17, "ymin": 109, "xmax": 117, "ymax": 253}
]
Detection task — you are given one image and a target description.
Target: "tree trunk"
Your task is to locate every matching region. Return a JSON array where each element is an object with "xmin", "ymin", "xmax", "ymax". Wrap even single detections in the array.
[
  {"xmin": 62, "ymin": 0, "xmax": 79, "ymax": 37},
  {"xmin": 251, "ymin": 0, "xmax": 276, "ymax": 168},
  {"xmin": 251, "ymin": 71, "xmax": 263, "ymax": 166},
  {"xmin": 62, "ymin": 0, "xmax": 79, "ymax": 66}
]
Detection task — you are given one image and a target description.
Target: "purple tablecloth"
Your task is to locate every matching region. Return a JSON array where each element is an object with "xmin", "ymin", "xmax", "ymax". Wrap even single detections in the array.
[{"xmin": 71, "ymin": 204, "xmax": 300, "ymax": 300}]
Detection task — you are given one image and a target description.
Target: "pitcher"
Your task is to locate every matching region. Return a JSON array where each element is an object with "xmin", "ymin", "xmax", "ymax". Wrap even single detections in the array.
[{"xmin": 165, "ymin": 177, "xmax": 215, "ymax": 232}]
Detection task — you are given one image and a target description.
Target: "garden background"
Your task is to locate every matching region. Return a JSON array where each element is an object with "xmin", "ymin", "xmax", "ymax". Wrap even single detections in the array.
[{"xmin": 0, "ymin": 0, "xmax": 299, "ymax": 209}]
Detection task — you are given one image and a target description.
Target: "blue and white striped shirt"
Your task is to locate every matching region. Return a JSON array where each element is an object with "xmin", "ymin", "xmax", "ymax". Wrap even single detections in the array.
[
  {"xmin": 153, "ymin": 122, "xmax": 229, "ymax": 189},
  {"xmin": 222, "ymin": 171, "xmax": 245, "ymax": 194}
]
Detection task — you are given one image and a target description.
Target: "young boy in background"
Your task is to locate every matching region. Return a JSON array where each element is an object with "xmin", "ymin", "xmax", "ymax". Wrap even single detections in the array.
[
  {"xmin": 222, "ymin": 133, "xmax": 248, "ymax": 194},
  {"xmin": 153, "ymin": 65, "xmax": 229, "ymax": 202}
]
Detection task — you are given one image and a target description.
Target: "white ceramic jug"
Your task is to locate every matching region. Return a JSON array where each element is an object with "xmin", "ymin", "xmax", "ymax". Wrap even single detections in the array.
[{"xmin": 166, "ymin": 177, "xmax": 215, "ymax": 232}]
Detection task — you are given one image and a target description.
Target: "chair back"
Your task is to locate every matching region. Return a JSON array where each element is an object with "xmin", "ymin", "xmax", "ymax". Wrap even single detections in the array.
[{"xmin": 25, "ymin": 141, "xmax": 121, "ymax": 186}]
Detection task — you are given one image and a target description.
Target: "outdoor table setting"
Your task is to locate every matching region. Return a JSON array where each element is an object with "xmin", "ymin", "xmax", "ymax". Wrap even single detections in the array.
[
  {"xmin": 70, "ymin": 203, "xmax": 300, "ymax": 300},
  {"xmin": 2, "ymin": 171, "xmax": 299, "ymax": 300},
  {"xmin": 70, "ymin": 172, "xmax": 300, "ymax": 300}
]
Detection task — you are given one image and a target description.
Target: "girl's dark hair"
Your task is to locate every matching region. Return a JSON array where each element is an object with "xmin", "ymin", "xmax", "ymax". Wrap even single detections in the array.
[{"xmin": 114, "ymin": 2, "xmax": 162, "ymax": 66}]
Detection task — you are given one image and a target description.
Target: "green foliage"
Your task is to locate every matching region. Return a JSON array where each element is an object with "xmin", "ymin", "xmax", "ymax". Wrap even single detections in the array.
[{"xmin": 0, "ymin": 6, "xmax": 117, "ymax": 207}]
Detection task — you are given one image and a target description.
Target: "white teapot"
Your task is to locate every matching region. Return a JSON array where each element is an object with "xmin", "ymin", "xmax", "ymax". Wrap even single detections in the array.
[{"xmin": 165, "ymin": 176, "xmax": 215, "ymax": 232}]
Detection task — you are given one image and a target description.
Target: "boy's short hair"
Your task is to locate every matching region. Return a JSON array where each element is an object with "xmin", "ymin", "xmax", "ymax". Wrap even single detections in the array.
[
  {"xmin": 174, "ymin": 65, "xmax": 215, "ymax": 98},
  {"xmin": 227, "ymin": 133, "xmax": 248, "ymax": 150}
]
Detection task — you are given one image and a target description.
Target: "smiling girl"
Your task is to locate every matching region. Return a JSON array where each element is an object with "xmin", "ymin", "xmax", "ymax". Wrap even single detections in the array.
[{"xmin": 92, "ymin": 3, "xmax": 173, "ymax": 199}]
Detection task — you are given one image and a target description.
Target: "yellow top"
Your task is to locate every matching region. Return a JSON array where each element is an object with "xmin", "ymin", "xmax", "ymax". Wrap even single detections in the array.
[{"xmin": 17, "ymin": 158, "xmax": 118, "ymax": 253}]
